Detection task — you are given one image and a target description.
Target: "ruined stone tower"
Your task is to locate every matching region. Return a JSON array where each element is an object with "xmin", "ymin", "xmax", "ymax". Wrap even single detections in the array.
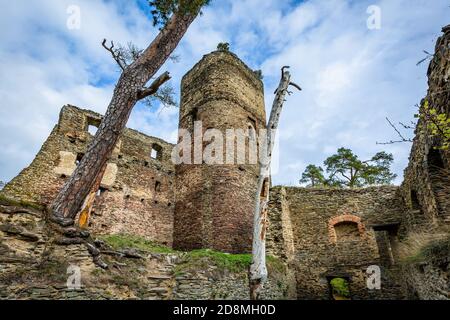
[{"xmin": 173, "ymin": 50, "xmax": 266, "ymax": 253}]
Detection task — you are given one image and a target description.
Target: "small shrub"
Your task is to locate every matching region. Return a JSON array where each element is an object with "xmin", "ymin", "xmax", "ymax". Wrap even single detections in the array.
[
  {"xmin": 330, "ymin": 278, "xmax": 350, "ymax": 298},
  {"xmin": 217, "ymin": 42, "xmax": 230, "ymax": 51}
]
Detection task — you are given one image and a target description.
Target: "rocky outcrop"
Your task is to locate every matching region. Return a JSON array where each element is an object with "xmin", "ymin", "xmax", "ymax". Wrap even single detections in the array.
[{"xmin": 0, "ymin": 200, "xmax": 293, "ymax": 300}]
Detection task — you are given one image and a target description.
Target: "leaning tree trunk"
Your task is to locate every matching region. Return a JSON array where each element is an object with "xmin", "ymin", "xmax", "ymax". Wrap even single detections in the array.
[
  {"xmin": 50, "ymin": 10, "xmax": 199, "ymax": 225},
  {"xmin": 249, "ymin": 67, "xmax": 300, "ymax": 300}
]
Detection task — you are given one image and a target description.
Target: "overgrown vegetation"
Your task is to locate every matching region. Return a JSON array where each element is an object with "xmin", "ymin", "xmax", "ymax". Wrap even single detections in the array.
[
  {"xmin": 330, "ymin": 278, "xmax": 351, "ymax": 299},
  {"xmin": 399, "ymin": 228, "xmax": 450, "ymax": 265},
  {"xmin": 100, "ymin": 234, "xmax": 284, "ymax": 274},
  {"xmin": 418, "ymin": 100, "xmax": 450, "ymax": 150},
  {"xmin": 99, "ymin": 234, "xmax": 177, "ymax": 254},
  {"xmin": 176, "ymin": 249, "xmax": 252, "ymax": 273},
  {"xmin": 175, "ymin": 249, "xmax": 285, "ymax": 275}
]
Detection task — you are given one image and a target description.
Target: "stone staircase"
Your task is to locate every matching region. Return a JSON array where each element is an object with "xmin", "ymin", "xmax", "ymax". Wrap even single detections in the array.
[{"xmin": 143, "ymin": 254, "xmax": 178, "ymax": 300}]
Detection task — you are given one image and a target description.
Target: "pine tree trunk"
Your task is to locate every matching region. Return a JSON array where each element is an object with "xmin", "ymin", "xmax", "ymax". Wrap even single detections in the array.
[
  {"xmin": 50, "ymin": 11, "xmax": 199, "ymax": 224},
  {"xmin": 249, "ymin": 68, "xmax": 294, "ymax": 300}
]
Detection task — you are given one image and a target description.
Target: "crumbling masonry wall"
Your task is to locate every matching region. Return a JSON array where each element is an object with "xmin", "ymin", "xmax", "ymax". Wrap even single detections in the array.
[
  {"xmin": 266, "ymin": 186, "xmax": 407, "ymax": 300},
  {"xmin": 1, "ymin": 105, "xmax": 175, "ymax": 246},
  {"xmin": 400, "ymin": 25, "xmax": 450, "ymax": 300}
]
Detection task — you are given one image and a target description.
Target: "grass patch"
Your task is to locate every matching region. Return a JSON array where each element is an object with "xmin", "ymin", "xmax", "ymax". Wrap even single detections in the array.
[
  {"xmin": 99, "ymin": 234, "xmax": 286, "ymax": 276},
  {"xmin": 267, "ymin": 255, "xmax": 285, "ymax": 273},
  {"xmin": 176, "ymin": 249, "xmax": 284, "ymax": 274},
  {"xmin": 181, "ymin": 249, "xmax": 252, "ymax": 273},
  {"xmin": 99, "ymin": 234, "xmax": 177, "ymax": 254},
  {"xmin": 419, "ymin": 235, "xmax": 450, "ymax": 265},
  {"xmin": 0, "ymin": 194, "xmax": 44, "ymax": 211}
]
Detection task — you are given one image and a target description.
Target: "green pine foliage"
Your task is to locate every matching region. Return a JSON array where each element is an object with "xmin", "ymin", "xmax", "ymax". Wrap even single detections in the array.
[{"xmin": 300, "ymin": 148, "xmax": 397, "ymax": 188}]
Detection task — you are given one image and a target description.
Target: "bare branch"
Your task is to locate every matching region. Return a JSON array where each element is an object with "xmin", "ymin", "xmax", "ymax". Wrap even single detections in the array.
[
  {"xmin": 386, "ymin": 117, "xmax": 412, "ymax": 142},
  {"xmin": 102, "ymin": 39, "xmax": 126, "ymax": 71},
  {"xmin": 137, "ymin": 72, "xmax": 171, "ymax": 100},
  {"xmin": 376, "ymin": 140, "xmax": 410, "ymax": 145},
  {"xmin": 169, "ymin": 54, "xmax": 180, "ymax": 63},
  {"xmin": 377, "ymin": 117, "xmax": 414, "ymax": 145}
]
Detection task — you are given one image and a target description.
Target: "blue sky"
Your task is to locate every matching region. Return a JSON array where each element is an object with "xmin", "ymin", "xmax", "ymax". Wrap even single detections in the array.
[{"xmin": 0, "ymin": 0, "xmax": 449, "ymax": 186}]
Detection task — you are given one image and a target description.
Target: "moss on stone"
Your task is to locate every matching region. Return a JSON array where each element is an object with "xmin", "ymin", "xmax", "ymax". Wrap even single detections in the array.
[
  {"xmin": 0, "ymin": 194, "xmax": 44, "ymax": 211},
  {"xmin": 177, "ymin": 249, "xmax": 252, "ymax": 273}
]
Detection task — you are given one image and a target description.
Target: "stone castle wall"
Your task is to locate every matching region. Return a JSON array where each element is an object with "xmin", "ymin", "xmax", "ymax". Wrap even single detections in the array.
[
  {"xmin": 173, "ymin": 51, "xmax": 266, "ymax": 254},
  {"xmin": 1, "ymin": 33, "xmax": 449, "ymax": 300},
  {"xmin": 399, "ymin": 25, "xmax": 450, "ymax": 300},
  {"xmin": 1, "ymin": 105, "xmax": 176, "ymax": 246},
  {"xmin": 0, "ymin": 201, "xmax": 294, "ymax": 300},
  {"xmin": 266, "ymin": 186, "xmax": 407, "ymax": 299}
]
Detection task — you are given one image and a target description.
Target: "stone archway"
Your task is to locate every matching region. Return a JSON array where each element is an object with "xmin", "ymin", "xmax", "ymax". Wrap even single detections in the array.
[{"xmin": 328, "ymin": 214, "xmax": 365, "ymax": 244}]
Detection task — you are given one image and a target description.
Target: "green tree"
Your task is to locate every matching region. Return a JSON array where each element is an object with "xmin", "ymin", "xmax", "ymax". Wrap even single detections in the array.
[
  {"xmin": 299, "ymin": 164, "xmax": 326, "ymax": 187},
  {"xmin": 300, "ymin": 148, "xmax": 397, "ymax": 188},
  {"xmin": 325, "ymin": 148, "xmax": 396, "ymax": 188}
]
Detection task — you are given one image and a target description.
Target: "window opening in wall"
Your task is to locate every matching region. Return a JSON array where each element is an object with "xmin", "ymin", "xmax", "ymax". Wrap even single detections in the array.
[
  {"xmin": 428, "ymin": 148, "xmax": 445, "ymax": 171},
  {"xmin": 327, "ymin": 277, "xmax": 351, "ymax": 300},
  {"xmin": 248, "ymin": 117, "xmax": 257, "ymax": 132},
  {"xmin": 427, "ymin": 148, "xmax": 448, "ymax": 215},
  {"xmin": 410, "ymin": 190, "xmax": 422, "ymax": 212},
  {"xmin": 260, "ymin": 178, "xmax": 269, "ymax": 199},
  {"xmin": 151, "ymin": 143, "xmax": 163, "ymax": 160},
  {"xmin": 86, "ymin": 117, "xmax": 100, "ymax": 136},
  {"xmin": 373, "ymin": 224, "xmax": 400, "ymax": 267},
  {"xmin": 96, "ymin": 187, "xmax": 107, "ymax": 197},
  {"xmin": 76, "ymin": 153, "xmax": 84, "ymax": 166},
  {"xmin": 191, "ymin": 107, "xmax": 199, "ymax": 126}
]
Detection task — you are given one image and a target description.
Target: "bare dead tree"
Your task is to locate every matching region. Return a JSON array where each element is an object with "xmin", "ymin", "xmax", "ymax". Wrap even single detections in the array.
[{"xmin": 249, "ymin": 66, "xmax": 301, "ymax": 300}]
